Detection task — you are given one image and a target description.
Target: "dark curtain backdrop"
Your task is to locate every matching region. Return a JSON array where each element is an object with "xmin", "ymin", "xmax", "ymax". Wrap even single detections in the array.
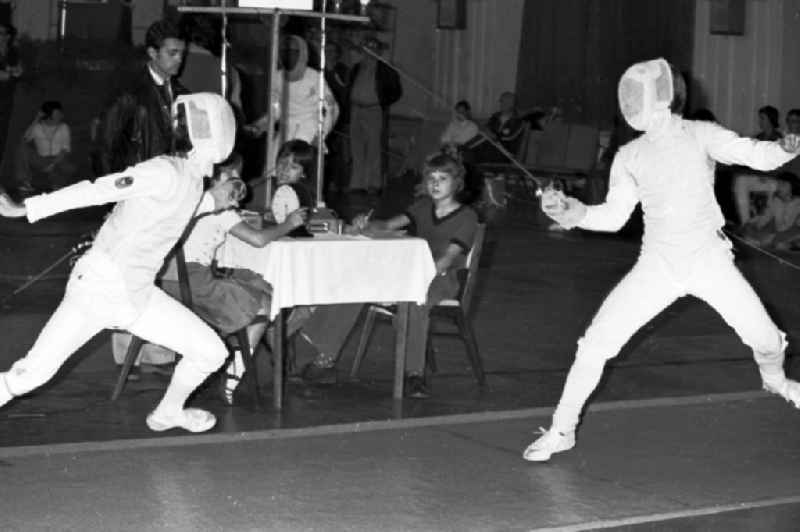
[{"xmin": 515, "ymin": 0, "xmax": 695, "ymax": 128}]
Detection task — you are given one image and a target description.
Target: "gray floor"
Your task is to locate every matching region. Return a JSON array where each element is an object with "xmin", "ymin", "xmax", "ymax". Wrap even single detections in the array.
[{"xmin": 2, "ymin": 393, "xmax": 798, "ymax": 531}]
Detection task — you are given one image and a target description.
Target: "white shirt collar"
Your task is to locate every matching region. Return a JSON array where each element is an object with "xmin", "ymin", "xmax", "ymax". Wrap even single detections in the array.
[{"xmin": 148, "ymin": 64, "xmax": 168, "ymax": 87}]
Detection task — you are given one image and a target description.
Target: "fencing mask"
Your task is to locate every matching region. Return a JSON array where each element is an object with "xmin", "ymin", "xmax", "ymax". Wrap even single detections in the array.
[
  {"xmin": 617, "ymin": 58, "xmax": 674, "ymax": 132},
  {"xmin": 172, "ymin": 92, "xmax": 236, "ymax": 172}
]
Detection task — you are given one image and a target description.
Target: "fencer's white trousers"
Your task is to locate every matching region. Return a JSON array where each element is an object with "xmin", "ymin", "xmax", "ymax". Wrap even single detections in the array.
[
  {"xmin": 551, "ymin": 239, "xmax": 787, "ymax": 433},
  {"xmin": 0, "ymin": 253, "xmax": 227, "ymax": 409}
]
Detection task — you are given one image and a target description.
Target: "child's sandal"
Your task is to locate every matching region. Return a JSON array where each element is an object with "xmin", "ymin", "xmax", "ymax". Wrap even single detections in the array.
[{"xmin": 220, "ymin": 373, "xmax": 241, "ymax": 406}]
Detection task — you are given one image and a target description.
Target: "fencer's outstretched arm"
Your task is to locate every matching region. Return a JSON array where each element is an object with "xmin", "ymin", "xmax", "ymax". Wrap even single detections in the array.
[
  {"xmin": 23, "ymin": 158, "xmax": 176, "ymax": 223},
  {"xmin": 542, "ymin": 154, "xmax": 638, "ymax": 232},
  {"xmin": 576, "ymin": 157, "xmax": 639, "ymax": 232},
  {"xmin": 700, "ymin": 121, "xmax": 799, "ymax": 170}
]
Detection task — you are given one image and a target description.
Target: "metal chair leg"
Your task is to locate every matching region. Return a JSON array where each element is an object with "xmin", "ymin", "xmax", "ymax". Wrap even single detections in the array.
[
  {"xmin": 455, "ymin": 310, "xmax": 486, "ymax": 386},
  {"xmin": 426, "ymin": 335, "xmax": 438, "ymax": 374},
  {"xmin": 350, "ymin": 306, "xmax": 378, "ymax": 379},
  {"xmin": 111, "ymin": 335, "xmax": 145, "ymax": 400},
  {"xmin": 235, "ymin": 328, "xmax": 262, "ymax": 408}
]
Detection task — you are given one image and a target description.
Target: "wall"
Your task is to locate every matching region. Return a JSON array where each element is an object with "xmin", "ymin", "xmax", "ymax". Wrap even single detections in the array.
[
  {"xmin": 391, "ymin": 0, "xmax": 525, "ymax": 120},
  {"xmin": 515, "ymin": 0, "xmax": 695, "ymax": 128},
  {"xmin": 13, "ymin": 0, "xmax": 58, "ymax": 41},
  {"xmin": 692, "ymin": 0, "xmax": 784, "ymax": 134},
  {"xmin": 12, "ymin": 0, "xmax": 163, "ymax": 44}
]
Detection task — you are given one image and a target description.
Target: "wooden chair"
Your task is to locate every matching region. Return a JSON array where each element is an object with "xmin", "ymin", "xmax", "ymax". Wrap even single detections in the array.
[
  {"xmin": 349, "ymin": 224, "xmax": 487, "ymax": 386},
  {"xmin": 110, "ymin": 246, "xmax": 263, "ymax": 405}
]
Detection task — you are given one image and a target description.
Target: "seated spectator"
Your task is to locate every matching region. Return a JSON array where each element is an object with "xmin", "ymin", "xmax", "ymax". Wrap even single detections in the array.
[
  {"xmin": 160, "ymin": 153, "xmax": 308, "ymax": 405},
  {"xmin": 466, "ymin": 91, "xmax": 526, "ymax": 164},
  {"xmin": 440, "ymin": 100, "xmax": 479, "ymax": 151},
  {"xmin": 741, "ymin": 178, "xmax": 800, "ymax": 250},
  {"xmin": 268, "ymin": 139, "xmax": 317, "ymax": 235},
  {"xmin": 16, "ymin": 101, "xmax": 75, "ymax": 195},
  {"xmin": 755, "ymin": 105, "xmax": 782, "ymax": 141},
  {"xmin": 297, "ymin": 154, "xmax": 479, "ymax": 398},
  {"xmin": 733, "ymin": 107, "xmax": 797, "ymax": 225}
]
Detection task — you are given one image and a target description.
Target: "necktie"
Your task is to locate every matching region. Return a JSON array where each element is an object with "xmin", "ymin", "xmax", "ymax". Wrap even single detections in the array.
[{"xmin": 160, "ymin": 82, "xmax": 172, "ymax": 108}]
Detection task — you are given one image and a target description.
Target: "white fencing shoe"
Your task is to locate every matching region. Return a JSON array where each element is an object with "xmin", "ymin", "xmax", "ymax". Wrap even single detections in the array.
[
  {"xmin": 763, "ymin": 378, "xmax": 800, "ymax": 409},
  {"xmin": 146, "ymin": 408, "xmax": 217, "ymax": 433},
  {"xmin": 523, "ymin": 427, "xmax": 576, "ymax": 462}
]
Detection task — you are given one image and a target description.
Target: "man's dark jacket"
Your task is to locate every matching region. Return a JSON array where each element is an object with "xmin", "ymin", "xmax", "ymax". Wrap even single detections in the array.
[{"xmin": 96, "ymin": 64, "xmax": 188, "ymax": 174}]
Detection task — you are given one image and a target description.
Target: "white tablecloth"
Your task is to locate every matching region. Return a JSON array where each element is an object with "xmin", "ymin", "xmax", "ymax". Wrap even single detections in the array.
[{"xmin": 218, "ymin": 235, "xmax": 436, "ymax": 320}]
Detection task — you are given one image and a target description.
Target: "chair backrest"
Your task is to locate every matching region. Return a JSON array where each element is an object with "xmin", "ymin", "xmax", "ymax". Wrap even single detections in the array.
[{"xmin": 460, "ymin": 223, "xmax": 486, "ymax": 315}]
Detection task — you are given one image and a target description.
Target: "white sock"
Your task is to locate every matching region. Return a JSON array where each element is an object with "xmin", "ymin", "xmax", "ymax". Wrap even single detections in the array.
[{"xmin": 153, "ymin": 361, "xmax": 207, "ymax": 416}]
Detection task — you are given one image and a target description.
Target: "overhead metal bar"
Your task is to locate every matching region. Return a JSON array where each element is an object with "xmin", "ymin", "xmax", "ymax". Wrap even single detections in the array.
[{"xmin": 176, "ymin": 6, "xmax": 369, "ymax": 24}]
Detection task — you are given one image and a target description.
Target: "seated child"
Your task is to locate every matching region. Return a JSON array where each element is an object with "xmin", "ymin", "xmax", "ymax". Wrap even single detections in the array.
[
  {"xmin": 269, "ymin": 139, "xmax": 317, "ymax": 236},
  {"xmin": 161, "ymin": 152, "xmax": 308, "ymax": 404},
  {"xmin": 741, "ymin": 178, "xmax": 800, "ymax": 250},
  {"xmin": 16, "ymin": 101, "xmax": 76, "ymax": 195},
  {"xmin": 298, "ymin": 153, "xmax": 479, "ymax": 398}
]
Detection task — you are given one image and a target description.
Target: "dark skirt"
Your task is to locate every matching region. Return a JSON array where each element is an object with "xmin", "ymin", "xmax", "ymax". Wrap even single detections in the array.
[{"xmin": 162, "ymin": 262, "xmax": 272, "ymax": 335}]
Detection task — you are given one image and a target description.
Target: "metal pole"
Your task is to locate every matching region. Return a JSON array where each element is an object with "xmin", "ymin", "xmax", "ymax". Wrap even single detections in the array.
[
  {"xmin": 220, "ymin": 0, "xmax": 228, "ymax": 97},
  {"xmin": 315, "ymin": 0, "xmax": 327, "ymax": 208},
  {"xmin": 264, "ymin": 10, "xmax": 282, "ymax": 209}
]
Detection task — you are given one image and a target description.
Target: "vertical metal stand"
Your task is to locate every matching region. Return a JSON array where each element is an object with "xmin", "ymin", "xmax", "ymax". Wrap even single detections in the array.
[
  {"xmin": 264, "ymin": 10, "xmax": 282, "ymax": 209},
  {"xmin": 220, "ymin": 1, "xmax": 228, "ymax": 97},
  {"xmin": 315, "ymin": 0, "xmax": 327, "ymax": 208}
]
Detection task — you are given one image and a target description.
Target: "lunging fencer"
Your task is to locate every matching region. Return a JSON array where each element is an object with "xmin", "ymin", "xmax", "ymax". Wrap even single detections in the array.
[
  {"xmin": 0, "ymin": 92, "xmax": 237, "ymax": 433},
  {"xmin": 524, "ymin": 58, "xmax": 800, "ymax": 462}
]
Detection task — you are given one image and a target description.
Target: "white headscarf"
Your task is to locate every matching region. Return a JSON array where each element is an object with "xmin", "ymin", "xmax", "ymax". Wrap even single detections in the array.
[
  {"xmin": 617, "ymin": 58, "xmax": 673, "ymax": 132},
  {"xmin": 283, "ymin": 35, "xmax": 308, "ymax": 83},
  {"xmin": 172, "ymin": 92, "xmax": 236, "ymax": 172}
]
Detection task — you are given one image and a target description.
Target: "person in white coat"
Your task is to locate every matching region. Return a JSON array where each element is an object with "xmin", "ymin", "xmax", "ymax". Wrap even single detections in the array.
[
  {"xmin": 523, "ymin": 59, "xmax": 800, "ymax": 462},
  {"xmin": 0, "ymin": 93, "xmax": 237, "ymax": 433},
  {"xmin": 247, "ymin": 35, "xmax": 338, "ymax": 150}
]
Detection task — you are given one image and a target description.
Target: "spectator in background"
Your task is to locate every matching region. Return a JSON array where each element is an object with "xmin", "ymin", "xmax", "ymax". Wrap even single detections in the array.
[
  {"xmin": 247, "ymin": 34, "xmax": 338, "ymax": 167},
  {"xmin": 756, "ymin": 105, "xmax": 782, "ymax": 141},
  {"xmin": 347, "ymin": 36, "xmax": 402, "ymax": 195},
  {"xmin": 16, "ymin": 101, "xmax": 75, "ymax": 195},
  {"xmin": 467, "ymin": 91, "xmax": 527, "ymax": 164},
  {"xmin": 95, "ymin": 19, "xmax": 187, "ymax": 176},
  {"xmin": 179, "ymin": 14, "xmax": 243, "ymax": 121},
  {"xmin": 733, "ymin": 106, "xmax": 795, "ymax": 225},
  {"xmin": 0, "ymin": 22, "xmax": 22, "ymax": 170},
  {"xmin": 323, "ymin": 40, "xmax": 351, "ymax": 195},
  {"xmin": 441, "ymin": 100, "xmax": 479, "ymax": 151},
  {"xmin": 741, "ymin": 178, "xmax": 800, "ymax": 250}
]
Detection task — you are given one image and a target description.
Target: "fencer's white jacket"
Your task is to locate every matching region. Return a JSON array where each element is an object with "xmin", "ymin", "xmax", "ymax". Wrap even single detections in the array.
[
  {"xmin": 581, "ymin": 115, "xmax": 795, "ymax": 267},
  {"xmin": 24, "ymin": 156, "xmax": 214, "ymax": 313}
]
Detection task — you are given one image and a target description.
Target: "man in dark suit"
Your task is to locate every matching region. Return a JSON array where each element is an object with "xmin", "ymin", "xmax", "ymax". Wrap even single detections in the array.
[{"xmin": 95, "ymin": 20, "xmax": 188, "ymax": 175}]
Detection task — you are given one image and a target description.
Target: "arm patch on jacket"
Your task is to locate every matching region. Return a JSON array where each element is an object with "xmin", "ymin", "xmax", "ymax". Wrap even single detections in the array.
[{"xmin": 115, "ymin": 176, "xmax": 134, "ymax": 188}]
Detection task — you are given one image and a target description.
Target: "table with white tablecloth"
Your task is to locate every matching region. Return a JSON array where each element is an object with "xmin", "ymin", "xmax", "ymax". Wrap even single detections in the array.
[{"xmin": 218, "ymin": 233, "xmax": 436, "ymax": 407}]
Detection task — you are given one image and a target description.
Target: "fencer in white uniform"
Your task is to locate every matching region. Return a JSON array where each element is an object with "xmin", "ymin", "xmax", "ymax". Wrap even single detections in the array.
[
  {"xmin": 523, "ymin": 59, "xmax": 800, "ymax": 462},
  {"xmin": 0, "ymin": 92, "xmax": 237, "ymax": 433}
]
